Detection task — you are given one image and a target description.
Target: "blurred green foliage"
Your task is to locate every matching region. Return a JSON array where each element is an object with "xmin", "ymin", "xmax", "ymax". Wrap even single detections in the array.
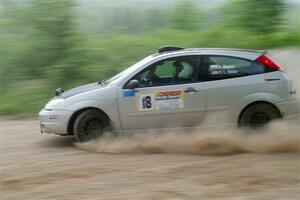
[
  {"xmin": 171, "ymin": 0, "xmax": 203, "ymax": 30},
  {"xmin": 223, "ymin": 0, "xmax": 285, "ymax": 33},
  {"xmin": 0, "ymin": 0, "xmax": 299, "ymax": 115}
]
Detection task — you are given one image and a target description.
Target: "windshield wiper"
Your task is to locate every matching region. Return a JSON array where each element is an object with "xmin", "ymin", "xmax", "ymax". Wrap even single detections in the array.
[
  {"xmin": 98, "ymin": 79, "xmax": 107, "ymax": 86},
  {"xmin": 55, "ymin": 87, "xmax": 64, "ymax": 96}
]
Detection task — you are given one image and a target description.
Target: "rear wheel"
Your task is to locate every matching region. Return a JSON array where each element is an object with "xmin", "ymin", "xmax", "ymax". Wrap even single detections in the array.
[
  {"xmin": 73, "ymin": 109, "xmax": 109, "ymax": 142},
  {"xmin": 239, "ymin": 103, "xmax": 280, "ymax": 128}
]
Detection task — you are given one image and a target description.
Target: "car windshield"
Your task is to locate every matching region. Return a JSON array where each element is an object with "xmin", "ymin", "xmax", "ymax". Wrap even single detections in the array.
[{"xmin": 105, "ymin": 55, "xmax": 154, "ymax": 85}]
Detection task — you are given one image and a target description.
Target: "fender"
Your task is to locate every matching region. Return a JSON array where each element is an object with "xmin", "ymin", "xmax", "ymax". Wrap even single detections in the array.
[
  {"xmin": 232, "ymin": 92, "xmax": 283, "ymax": 121},
  {"xmin": 65, "ymin": 99, "xmax": 122, "ymax": 131}
]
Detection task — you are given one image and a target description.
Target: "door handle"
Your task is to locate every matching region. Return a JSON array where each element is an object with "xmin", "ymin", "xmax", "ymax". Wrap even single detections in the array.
[
  {"xmin": 184, "ymin": 87, "xmax": 197, "ymax": 93},
  {"xmin": 264, "ymin": 78, "xmax": 280, "ymax": 81}
]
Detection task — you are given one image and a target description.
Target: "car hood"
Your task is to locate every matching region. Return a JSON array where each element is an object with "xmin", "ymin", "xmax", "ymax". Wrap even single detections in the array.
[{"xmin": 60, "ymin": 82, "xmax": 104, "ymax": 98}]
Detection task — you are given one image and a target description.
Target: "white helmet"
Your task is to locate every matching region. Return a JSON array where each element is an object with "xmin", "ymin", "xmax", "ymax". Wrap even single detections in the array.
[{"xmin": 178, "ymin": 62, "xmax": 194, "ymax": 79}]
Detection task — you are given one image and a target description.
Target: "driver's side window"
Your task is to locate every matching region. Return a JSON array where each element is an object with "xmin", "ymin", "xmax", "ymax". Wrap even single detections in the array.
[{"xmin": 126, "ymin": 55, "xmax": 200, "ymax": 88}]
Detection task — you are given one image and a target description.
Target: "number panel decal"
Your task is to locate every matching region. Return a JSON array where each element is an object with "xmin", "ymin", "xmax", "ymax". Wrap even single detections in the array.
[
  {"xmin": 136, "ymin": 90, "xmax": 184, "ymax": 112},
  {"xmin": 137, "ymin": 93, "xmax": 155, "ymax": 111}
]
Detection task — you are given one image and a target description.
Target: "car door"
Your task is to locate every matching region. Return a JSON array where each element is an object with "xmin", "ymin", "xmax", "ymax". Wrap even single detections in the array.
[
  {"xmin": 200, "ymin": 55, "xmax": 268, "ymax": 113},
  {"xmin": 118, "ymin": 55, "xmax": 206, "ymax": 131}
]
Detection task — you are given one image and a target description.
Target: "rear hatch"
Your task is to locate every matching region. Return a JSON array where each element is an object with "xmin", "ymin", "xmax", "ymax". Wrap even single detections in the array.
[{"xmin": 254, "ymin": 51, "xmax": 295, "ymax": 100}]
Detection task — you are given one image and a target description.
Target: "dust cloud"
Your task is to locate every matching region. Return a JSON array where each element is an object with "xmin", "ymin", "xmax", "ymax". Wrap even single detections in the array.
[
  {"xmin": 77, "ymin": 49, "xmax": 300, "ymax": 155},
  {"xmin": 76, "ymin": 120, "xmax": 300, "ymax": 155}
]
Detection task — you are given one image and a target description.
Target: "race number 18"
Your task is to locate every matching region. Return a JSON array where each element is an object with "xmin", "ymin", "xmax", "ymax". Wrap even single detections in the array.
[
  {"xmin": 138, "ymin": 94, "xmax": 154, "ymax": 111},
  {"xmin": 142, "ymin": 96, "xmax": 152, "ymax": 109}
]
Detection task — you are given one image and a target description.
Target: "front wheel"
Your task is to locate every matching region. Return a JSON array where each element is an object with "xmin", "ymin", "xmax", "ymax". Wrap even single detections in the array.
[
  {"xmin": 73, "ymin": 109, "xmax": 109, "ymax": 142},
  {"xmin": 239, "ymin": 103, "xmax": 281, "ymax": 128}
]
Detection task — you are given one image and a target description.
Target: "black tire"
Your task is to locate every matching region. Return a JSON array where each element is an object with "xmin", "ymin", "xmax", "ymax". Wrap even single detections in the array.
[
  {"xmin": 239, "ymin": 103, "xmax": 280, "ymax": 128},
  {"xmin": 73, "ymin": 109, "xmax": 109, "ymax": 142}
]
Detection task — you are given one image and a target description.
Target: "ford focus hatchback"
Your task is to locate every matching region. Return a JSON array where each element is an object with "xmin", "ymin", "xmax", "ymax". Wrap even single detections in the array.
[{"xmin": 39, "ymin": 46, "xmax": 300, "ymax": 142}]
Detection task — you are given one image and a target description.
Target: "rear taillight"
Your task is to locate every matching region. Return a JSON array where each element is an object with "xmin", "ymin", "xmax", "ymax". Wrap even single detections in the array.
[{"xmin": 256, "ymin": 55, "xmax": 281, "ymax": 71}]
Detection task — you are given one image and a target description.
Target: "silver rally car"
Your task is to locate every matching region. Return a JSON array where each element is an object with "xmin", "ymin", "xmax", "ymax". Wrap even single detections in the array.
[{"xmin": 39, "ymin": 46, "xmax": 300, "ymax": 142}]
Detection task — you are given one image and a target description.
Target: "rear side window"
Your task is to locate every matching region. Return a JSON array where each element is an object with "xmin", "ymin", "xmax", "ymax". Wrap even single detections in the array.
[{"xmin": 202, "ymin": 55, "xmax": 266, "ymax": 81}]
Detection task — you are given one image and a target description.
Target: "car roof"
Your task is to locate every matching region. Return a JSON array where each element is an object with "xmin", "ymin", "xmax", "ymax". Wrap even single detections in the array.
[{"xmin": 153, "ymin": 46, "xmax": 266, "ymax": 60}]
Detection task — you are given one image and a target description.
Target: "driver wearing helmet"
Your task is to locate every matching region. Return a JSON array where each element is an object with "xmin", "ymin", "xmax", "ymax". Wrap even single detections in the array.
[{"xmin": 173, "ymin": 61, "xmax": 194, "ymax": 82}]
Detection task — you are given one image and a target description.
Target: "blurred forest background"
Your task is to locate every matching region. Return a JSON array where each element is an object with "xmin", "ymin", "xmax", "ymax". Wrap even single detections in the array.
[{"xmin": 1, "ymin": 0, "xmax": 300, "ymax": 115}]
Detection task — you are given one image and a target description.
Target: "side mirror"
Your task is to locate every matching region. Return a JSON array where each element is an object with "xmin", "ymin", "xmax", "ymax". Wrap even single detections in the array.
[{"xmin": 126, "ymin": 79, "xmax": 139, "ymax": 89}]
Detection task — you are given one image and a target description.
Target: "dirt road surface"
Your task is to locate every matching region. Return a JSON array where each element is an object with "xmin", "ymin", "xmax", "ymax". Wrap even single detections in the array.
[{"xmin": 1, "ymin": 118, "xmax": 299, "ymax": 200}]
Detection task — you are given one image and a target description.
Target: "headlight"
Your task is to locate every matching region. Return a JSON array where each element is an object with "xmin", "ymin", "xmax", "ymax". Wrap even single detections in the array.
[{"xmin": 45, "ymin": 99, "xmax": 65, "ymax": 110}]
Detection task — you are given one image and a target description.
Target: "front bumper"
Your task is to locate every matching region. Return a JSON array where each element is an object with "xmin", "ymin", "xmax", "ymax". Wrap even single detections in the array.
[{"xmin": 38, "ymin": 109, "xmax": 73, "ymax": 135}]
